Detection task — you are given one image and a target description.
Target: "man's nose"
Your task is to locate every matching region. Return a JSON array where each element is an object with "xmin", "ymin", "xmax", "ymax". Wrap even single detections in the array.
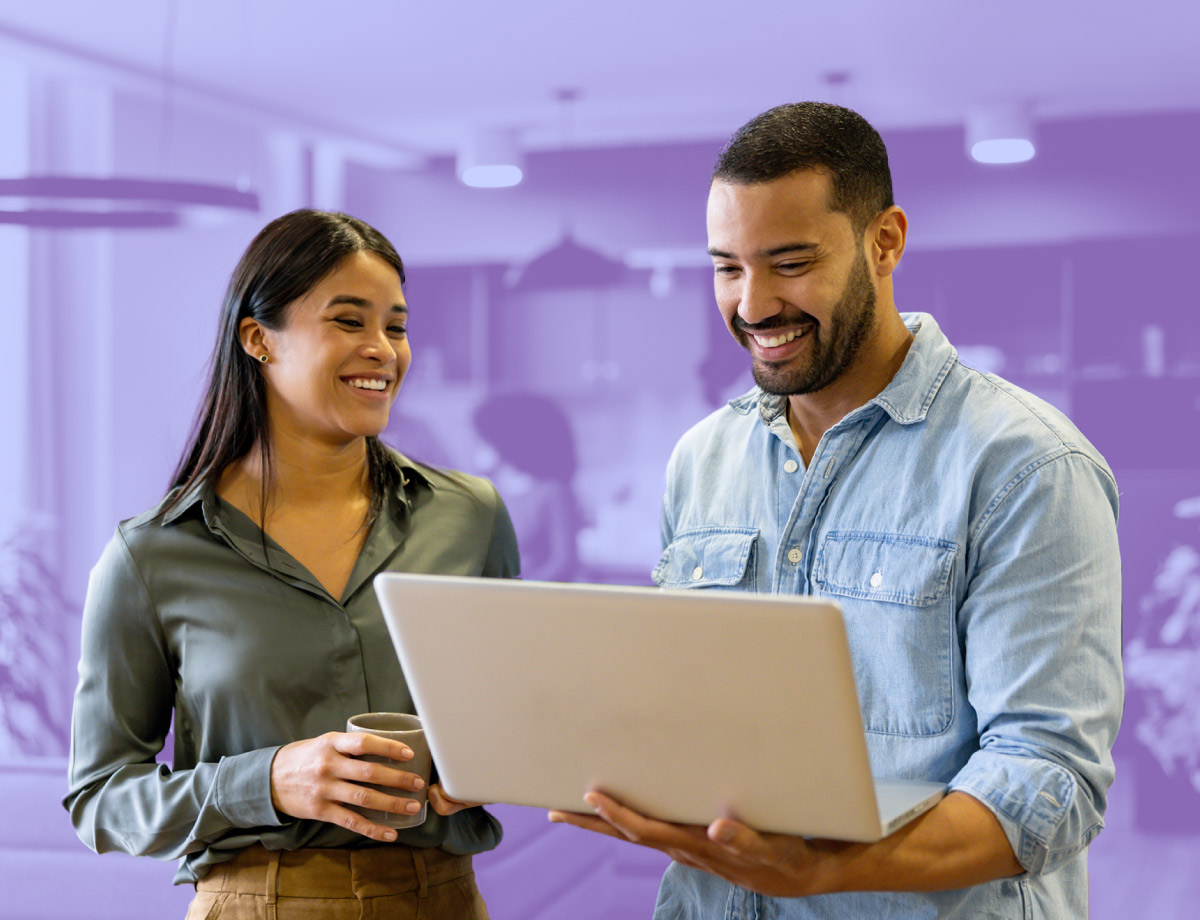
[{"xmin": 738, "ymin": 272, "xmax": 782, "ymax": 326}]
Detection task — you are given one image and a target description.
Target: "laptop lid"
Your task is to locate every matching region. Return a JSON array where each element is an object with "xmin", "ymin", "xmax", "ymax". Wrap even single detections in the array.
[{"xmin": 374, "ymin": 573, "xmax": 937, "ymax": 842}]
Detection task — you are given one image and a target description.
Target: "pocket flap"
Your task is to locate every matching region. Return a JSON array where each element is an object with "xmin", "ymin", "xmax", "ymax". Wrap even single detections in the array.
[
  {"xmin": 653, "ymin": 527, "xmax": 758, "ymax": 588},
  {"xmin": 813, "ymin": 531, "xmax": 955, "ymax": 607}
]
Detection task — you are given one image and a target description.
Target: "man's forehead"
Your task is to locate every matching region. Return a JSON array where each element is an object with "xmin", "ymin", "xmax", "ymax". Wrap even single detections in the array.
[{"xmin": 706, "ymin": 170, "xmax": 845, "ymax": 251}]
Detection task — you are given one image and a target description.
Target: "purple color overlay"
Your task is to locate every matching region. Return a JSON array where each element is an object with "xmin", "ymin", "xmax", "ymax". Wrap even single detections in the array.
[{"xmin": 1, "ymin": 12, "xmax": 1198, "ymax": 920}]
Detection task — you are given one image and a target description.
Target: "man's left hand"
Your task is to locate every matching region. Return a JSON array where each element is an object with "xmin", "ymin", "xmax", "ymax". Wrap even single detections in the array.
[{"xmin": 548, "ymin": 791, "xmax": 844, "ymax": 898}]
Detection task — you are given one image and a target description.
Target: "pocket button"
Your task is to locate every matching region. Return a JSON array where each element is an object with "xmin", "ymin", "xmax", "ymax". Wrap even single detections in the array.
[{"xmin": 692, "ymin": 566, "xmax": 704, "ymax": 581}]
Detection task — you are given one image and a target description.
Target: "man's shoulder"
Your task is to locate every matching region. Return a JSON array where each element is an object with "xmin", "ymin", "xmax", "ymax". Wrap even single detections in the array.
[
  {"xmin": 668, "ymin": 388, "xmax": 765, "ymax": 470},
  {"xmin": 935, "ymin": 361, "xmax": 1114, "ymax": 480}
]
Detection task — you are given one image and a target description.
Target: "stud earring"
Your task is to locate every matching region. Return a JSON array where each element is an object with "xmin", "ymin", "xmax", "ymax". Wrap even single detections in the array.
[{"xmin": 259, "ymin": 353, "xmax": 269, "ymax": 364}]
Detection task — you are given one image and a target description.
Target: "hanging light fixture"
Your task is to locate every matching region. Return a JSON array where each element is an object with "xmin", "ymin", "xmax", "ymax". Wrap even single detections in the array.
[
  {"xmin": 0, "ymin": 0, "xmax": 259, "ymax": 229},
  {"xmin": 458, "ymin": 128, "xmax": 523, "ymax": 188},
  {"xmin": 966, "ymin": 103, "xmax": 1037, "ymax": 164},
  {"xmin": 0, "ymin": 176, "xmax": 259, "ymax": 228},
  {"xmin": 510, "ymin": 88, "xmax": 625, "ymax": 291}
]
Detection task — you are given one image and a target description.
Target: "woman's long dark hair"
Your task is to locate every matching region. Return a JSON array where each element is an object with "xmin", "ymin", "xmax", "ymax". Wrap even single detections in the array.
[{"xmin": 161, "ymin": 209, "xmax": 407, "ymax": 525}]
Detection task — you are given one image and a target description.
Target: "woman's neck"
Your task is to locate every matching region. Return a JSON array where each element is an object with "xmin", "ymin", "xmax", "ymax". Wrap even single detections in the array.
[{"xmin": 222, "ymin": 430, "xmax": 370, "ymax": 517}]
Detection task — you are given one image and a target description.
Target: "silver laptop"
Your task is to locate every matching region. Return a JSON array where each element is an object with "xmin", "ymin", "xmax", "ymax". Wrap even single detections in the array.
[{"xmin": 374, "ymin": 573, "xmax": 945, "ymax": 842}]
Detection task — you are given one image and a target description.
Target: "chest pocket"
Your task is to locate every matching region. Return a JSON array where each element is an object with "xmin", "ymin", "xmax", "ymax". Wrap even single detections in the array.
[
  {"xmin": 813, "ymin": 531, "xmax": 957, "ymax": 736},
  {"xmin": 653, "ymin": 527, "xmax": 758, "ymax": 591}
]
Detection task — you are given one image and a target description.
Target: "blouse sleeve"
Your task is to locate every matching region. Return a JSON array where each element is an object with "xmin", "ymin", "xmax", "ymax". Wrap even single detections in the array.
[
  {"xmin": 482, "ymin": 485, "xmax": 521, "ymax": 579},
  {"xmin": 63, "ymin": 527, "xmax": 286, "ymax": 859}
]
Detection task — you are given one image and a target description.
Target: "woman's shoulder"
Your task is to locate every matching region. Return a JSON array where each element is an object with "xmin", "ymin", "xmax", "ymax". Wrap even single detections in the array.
[{"xmin": 390, "ymin": 450, "xmax": 501, "ymax": 510}]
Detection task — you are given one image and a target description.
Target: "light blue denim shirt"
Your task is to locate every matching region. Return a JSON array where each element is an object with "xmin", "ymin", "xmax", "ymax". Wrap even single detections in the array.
[{"xmin": 651, "ymin": 313, "xmax": 1122, "ymax": 919}]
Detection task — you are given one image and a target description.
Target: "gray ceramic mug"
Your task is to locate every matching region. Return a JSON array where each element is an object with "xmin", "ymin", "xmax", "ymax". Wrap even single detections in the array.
[{"xmin": 345, "ymin": 712, "xmax": 432, "ymax": 829}]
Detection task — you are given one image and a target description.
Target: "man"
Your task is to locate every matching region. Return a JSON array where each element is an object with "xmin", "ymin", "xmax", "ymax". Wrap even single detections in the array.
[{"xmin": 550, "ymin": 102, "xmax": 1122, "ymax": 918}]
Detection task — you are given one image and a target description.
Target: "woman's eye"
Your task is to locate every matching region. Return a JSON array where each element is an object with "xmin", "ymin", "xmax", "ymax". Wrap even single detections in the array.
[
  {"xmin": 336, "ymin": 317, "xmax": 363, "ymax": 328},
  {"xmin": 388, "ymin": 326, "xmax": 407, "ymax": 336}
]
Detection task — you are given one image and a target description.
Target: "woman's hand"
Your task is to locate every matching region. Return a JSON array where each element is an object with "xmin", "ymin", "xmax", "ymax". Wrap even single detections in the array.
[
  {"xmin": 269, "ymin": 731, "xmax": 426, "ymax": 842},
  {"xmin": 428, "ymin": 784, "xmax": 486, "ymax": 817}
]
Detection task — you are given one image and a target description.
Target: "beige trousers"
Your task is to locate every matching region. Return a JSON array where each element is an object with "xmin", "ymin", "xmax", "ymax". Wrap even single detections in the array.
[{"xmin": 185, "ymin": 845, "xmax": 489, "ymax": 920}]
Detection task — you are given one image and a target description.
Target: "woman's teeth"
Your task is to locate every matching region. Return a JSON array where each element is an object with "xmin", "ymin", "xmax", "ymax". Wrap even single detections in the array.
[{"xmin": 347, "ymin": 378, "xmax": 387, "ymax": 390}]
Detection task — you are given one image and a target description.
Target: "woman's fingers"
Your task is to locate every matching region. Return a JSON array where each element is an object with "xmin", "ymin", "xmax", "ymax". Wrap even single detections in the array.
[
  {"xmin": 333, "ymin": 730, "xmax": 413, "ymax": 762},
  {"xmin": 428, "ymin": 783, "xmax": 484, "ymax": 816}
]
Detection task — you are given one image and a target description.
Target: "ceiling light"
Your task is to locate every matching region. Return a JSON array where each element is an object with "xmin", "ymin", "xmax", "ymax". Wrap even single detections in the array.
[
  {"xmin": 966, "ymin": 104, "xmax": 1036, "ymax": 164},
  {"xmin": 0, "ymin": 175, "xmax": 259, "ymax": 228},
  {"xmin": 458, "ymin": 128, "xmax": 523, "ymax": 188}
]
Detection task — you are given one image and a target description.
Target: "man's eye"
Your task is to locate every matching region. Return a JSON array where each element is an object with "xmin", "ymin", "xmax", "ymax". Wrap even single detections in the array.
[
  {"xmin": 779, "ymin": 262, "xmax": 810, "ymax": 272},
  {"xmin": 714, "ymin": 265, "xmax": 740, "ymax": 275}
]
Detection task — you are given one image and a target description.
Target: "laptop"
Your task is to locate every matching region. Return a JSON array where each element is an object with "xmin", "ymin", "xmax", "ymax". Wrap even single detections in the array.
[{"xmin": 374, "ymin": 573, "xmax": 945, "ymax": 842}]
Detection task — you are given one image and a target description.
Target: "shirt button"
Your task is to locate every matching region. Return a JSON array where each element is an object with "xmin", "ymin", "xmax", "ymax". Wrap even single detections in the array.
[
  {"xmin": 692, "ymin": 566, "xmax": 704, "ymax": 581},
  {"xmin": 783, "ymin": 459, "xmax": 799, "ymax": 474},
  {"xmin": 787, "ymin": 547, "xmax": 802, "ymax": 564},
  {"xmin": 870, "ymin": 572, "xmax": 883, "ymax": 588}
]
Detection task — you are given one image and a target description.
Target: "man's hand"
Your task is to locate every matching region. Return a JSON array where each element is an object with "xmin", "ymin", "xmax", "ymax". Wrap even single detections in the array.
[
  {"xmin": 549, "ymin": 790, "xmax": 1023, "ymax": 897},
  {"xmin": 549, "ymin": 791, "xmax": 842, "ymax": 897}
]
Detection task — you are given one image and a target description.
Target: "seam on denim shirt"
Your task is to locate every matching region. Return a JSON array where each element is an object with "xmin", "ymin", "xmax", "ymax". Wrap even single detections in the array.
[
  {"xmin": 968, "ymin": 448, "xmax": 1072, "ymax": 547},
  {"xmin": 873, "ymin": 350, "xmax": 957, "ymax": 424}
]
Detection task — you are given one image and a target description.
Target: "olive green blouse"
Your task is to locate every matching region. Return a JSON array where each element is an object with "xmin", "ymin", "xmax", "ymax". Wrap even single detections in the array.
[{"xmin": 64, "ymin": 454, "xmax": 520, "ymax": 884}]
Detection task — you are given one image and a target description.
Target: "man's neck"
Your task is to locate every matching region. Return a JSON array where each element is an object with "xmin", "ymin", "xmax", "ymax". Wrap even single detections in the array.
[{"xmin": 786, "ymin": 311, "xmax": 914, "ymax": 465}]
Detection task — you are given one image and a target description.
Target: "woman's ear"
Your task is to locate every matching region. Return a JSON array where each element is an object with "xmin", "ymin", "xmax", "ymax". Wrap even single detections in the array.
[{"xmin": 238, "ymin": 317, "xmax": 270, "ymax": 363}]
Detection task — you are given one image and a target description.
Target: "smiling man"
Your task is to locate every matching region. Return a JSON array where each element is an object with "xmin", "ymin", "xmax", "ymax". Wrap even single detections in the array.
[{"xmin": 550, "ymin": 103, "xmax": 1123, "ymax": 919}]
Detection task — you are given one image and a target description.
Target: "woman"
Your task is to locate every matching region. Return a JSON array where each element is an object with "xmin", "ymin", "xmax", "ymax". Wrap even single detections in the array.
[{"xmin": 65, "ymin": 210, "xmax": 518, "ymax": 919}]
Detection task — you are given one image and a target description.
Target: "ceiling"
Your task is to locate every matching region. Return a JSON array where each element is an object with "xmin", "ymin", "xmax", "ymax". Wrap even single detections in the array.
[{"xmin": 0, "ymin": 0, "xmax": 1197, "ymax": 159}]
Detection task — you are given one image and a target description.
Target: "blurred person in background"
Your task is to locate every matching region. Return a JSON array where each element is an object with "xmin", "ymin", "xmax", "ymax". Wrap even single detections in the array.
[
  {"xmin": 473, "ymin": 392, "xmax": 585, "ymax": 583},
  {"xmin": 64, "ymin": 210, "xmax": 518, "ymax": 919}
]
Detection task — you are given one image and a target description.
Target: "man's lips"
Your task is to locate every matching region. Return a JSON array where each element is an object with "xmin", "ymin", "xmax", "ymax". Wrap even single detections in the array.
[{"xmin": 742, "ymin": 323, "xmax": 816, "ymax": 360}]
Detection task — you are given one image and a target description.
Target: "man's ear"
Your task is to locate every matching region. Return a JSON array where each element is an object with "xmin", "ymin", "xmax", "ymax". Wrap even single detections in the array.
[
  {"xmin": 868, "ymin": 206, "xmax": 907, "ymax": 278},
  {"xmin": 238, "ymin": 317, "xmax": 270, "ymax": 362}
]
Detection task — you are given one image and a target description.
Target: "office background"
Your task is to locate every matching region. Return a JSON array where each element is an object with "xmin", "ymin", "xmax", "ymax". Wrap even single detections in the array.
[{"xmin": 0, "ymin": 1, "xmax": 1197, "ymax": 917}]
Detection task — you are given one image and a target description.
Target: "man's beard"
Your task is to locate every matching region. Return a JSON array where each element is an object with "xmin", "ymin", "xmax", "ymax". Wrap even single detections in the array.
[{"xmin": 737, "ymin": 252, "xmax": 877, "ymax": 397}]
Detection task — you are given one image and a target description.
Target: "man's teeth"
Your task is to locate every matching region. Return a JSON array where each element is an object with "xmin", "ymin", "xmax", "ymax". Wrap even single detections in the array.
[
  {"xmin": 753, "ymin": 328, "xmax": 808, "ymax": 348},
  {"xmin": 347, "ymin": 378, "xmax": 387, "ymax": 390}
]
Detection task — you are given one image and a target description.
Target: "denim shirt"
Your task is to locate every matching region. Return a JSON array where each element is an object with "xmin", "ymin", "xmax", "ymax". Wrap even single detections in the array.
[{"xmin": 651, "ymin": 314, "xmax": 1122, "ymax": 919}]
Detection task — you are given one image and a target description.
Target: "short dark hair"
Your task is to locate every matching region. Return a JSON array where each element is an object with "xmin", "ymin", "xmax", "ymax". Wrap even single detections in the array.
[{"xmin": 713, "ymin": 102, "xmax": 894, "ymax": 233}]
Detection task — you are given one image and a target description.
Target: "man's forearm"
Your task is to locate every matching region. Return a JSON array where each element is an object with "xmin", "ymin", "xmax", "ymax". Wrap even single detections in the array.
[{"xmin": 809, "ymin": 791, "xmax": 1022, "ymax": 894}]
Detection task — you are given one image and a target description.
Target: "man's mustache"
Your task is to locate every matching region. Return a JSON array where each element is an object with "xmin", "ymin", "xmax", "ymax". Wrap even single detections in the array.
[{"xmin": 733, "ymin": 313, "xmax": 818, "ymax": 334}]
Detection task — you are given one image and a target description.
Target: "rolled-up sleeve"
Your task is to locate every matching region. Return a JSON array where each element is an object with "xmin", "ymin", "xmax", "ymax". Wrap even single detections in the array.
[
  {"xmin": 64, "ymin": 528, "xmax": 286, "ymax": 859},
  {"xmin": 949, "ymin": 450, "xmax": 1122, "ymax": 875}
]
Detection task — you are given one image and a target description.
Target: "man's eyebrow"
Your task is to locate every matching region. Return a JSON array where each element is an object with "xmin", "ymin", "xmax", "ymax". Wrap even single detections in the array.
[
  {"xmin": 324, "ymin": 295, "xmax": 408, "ymax": 313},
  {"xmin": 707, "ymin": 242, "xmax": 820, "ymax": 260}
]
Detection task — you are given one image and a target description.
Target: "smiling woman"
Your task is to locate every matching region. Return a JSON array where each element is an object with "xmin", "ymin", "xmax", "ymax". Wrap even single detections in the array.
[{"xmin": 63, "ymin": 210, "xmax": 519, "ymax": 920}]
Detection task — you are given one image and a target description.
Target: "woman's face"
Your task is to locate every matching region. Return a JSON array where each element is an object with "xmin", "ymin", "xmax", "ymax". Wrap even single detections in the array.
[{"xmin": 257, "ymin": 250, "xmax": 410, "ymax": 444}]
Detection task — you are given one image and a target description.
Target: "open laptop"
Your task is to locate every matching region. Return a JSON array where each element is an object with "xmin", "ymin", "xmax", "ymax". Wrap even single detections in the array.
[{"xmin": 374, "ymin": 573, "xmax": 945, "ymax": 842}]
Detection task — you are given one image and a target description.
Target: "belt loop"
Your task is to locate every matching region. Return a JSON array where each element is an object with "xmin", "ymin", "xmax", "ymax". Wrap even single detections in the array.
[
  {"xmin": 265, "ymin": 850, "xmax": 282, "ymax": 920},
  {"xmin": 413, "ymin": 848, "xmax": 429, "ymax": 899}
]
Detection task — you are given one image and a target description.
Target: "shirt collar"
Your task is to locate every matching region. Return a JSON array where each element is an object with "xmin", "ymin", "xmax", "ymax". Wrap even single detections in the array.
[
  {"xmin": 158, "ymin": 447, "xmax": 431, "ymax": 527},
  {"xmin": 730, "ymin": 311, "xmax": 958, "ymax": 429}
]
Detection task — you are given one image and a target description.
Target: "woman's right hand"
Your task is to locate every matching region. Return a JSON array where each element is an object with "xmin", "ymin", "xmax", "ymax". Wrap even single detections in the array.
[{"xmin": 269, "ymin": 731, "xmax": 426, "ymax": 842}]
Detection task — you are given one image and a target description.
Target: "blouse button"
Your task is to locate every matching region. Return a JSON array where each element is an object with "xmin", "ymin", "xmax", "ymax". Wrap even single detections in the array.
[
  {"xmin": 787, "ymin": 547, "xmax": 803, "ymax": 564},
  {"xmin": 870, "ymin": 571, "xmax": 883, "ymax": 588},
  {"xmin": 692, "ymin": 566, "xmax": 704, "ymax": 581},
  {"xmin": 783, "ymin": 459, "xmax": 799, "ymax": 474}
]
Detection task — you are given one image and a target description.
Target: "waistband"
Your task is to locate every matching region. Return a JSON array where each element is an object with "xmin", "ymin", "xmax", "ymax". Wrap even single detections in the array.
[{"xmin": 197, "ymin": 845, "xmax": 474, "ymax": 900}]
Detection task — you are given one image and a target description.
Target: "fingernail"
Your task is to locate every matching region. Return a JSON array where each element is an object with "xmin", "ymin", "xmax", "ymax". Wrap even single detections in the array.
[
  {"xmin": 715, "ymin": 824, "xmax": 734, "ymax": 843},
  {"xmin": 583, "ymin": 793, "xmax": 601, "ymax": 812},
  {"xmin": 384, "ymin": 830, "xmax": 397, "ymax": 841},
  {"xmin": 412, "ymin": 778, "xmax": 425, "ymax": 790},
  {"xmin": 399, "ymin": 747, "xmax": 414, "ymax": 760},
  {"xmin": 406, "ymin": 801, "xmax": 421, "ymax": 813}
]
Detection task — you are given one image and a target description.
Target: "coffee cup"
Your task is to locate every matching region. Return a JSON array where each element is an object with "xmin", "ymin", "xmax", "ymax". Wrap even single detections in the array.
[{"xmin": 345, "ymin": 712, "xmax": 432, "ymax": 829}]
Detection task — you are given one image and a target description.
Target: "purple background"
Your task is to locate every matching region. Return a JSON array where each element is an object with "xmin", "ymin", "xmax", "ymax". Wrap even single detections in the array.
[{"xmin": 1, "ymin": 2, "xmax": 1197, "ymax": 917}]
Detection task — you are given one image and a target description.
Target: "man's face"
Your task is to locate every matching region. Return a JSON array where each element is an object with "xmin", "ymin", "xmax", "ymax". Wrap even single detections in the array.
[{"xmin": 706, "ymin": 170, "xmax": 878, "ymax": 397}]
